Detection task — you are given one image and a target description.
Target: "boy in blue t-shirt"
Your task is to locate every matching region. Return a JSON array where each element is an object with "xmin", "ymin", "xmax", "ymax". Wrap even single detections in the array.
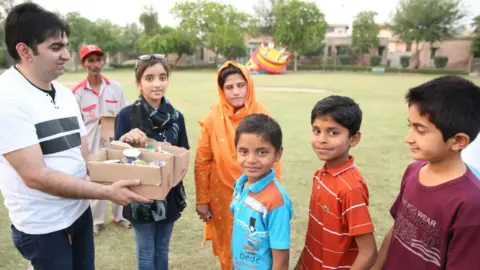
[{"xmin": 230, "ymin": 114, "xmax": 293, "ymax": 270}]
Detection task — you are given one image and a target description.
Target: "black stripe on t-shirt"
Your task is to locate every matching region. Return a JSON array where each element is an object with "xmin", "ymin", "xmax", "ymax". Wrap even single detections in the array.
[
  {"xmin": 39, "ymin": 133, "xmax": 81, "ymax": 155},
  {"xmin": 35, "ymin": 116, "xmax": 79, "ymax": 140}
]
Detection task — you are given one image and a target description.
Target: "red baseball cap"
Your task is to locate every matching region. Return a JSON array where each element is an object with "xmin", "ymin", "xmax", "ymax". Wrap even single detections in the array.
[{"xmin": 79, "ymin": 44, "xmax": 104, "ymax": 61}]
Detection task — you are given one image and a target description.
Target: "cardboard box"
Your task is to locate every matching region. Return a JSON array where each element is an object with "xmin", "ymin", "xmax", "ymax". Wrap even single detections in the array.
[
  {"xmin": 100, "ymin": 116, "xmax": 116, "ymax": 146},
  {"xmin": 87, "ymin": 148, "xmax": 175, "ymax": 200},
  {"xmin": 109, "ymin": 139, "xmax": 190, "ymax": 186},
  {"xmin": 143, "ymin": 139, "xmax": 190, "ymax": 186}
]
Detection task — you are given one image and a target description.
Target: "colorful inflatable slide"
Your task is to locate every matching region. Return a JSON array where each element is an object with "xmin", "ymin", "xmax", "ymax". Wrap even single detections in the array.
[{"xmin": 245, "ymin": 44, "xmax": 291, "ymax": 75}]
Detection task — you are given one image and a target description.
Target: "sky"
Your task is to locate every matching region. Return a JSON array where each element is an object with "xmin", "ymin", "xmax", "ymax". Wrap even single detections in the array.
[{"xmin": 32, "ymin": 0, "xmax": 479, "ymax": 28}]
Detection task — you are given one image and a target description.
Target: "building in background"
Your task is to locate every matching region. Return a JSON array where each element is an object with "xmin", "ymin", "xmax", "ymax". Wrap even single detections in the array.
[{"xmin": 322, "ymin": 24, "xmax": 475, "ymax": 70}]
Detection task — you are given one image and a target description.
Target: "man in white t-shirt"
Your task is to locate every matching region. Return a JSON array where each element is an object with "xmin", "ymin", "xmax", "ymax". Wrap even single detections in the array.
[
  {"xmin": 0, "ymin": 4, "xmax": 150, "ymax": 270},
  {"xmin": 462, "ymin": 133, "xmax": 480, "ymax": 178},
  {"xmin": 74, "ymin": 44, "xmax": 131, "ymax": 234}
]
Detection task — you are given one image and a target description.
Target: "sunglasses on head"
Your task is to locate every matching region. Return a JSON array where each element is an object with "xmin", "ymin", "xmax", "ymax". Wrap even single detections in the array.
[
  {"xmin": 137, "ymin": 54, "xmax": 165, "ymax": 61},
  {"xmin": 135, "ymin": 54, "xmax": 166, "ymax": 69}
]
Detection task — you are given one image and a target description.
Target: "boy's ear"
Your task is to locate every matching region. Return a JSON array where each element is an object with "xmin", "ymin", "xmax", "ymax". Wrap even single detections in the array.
[
  {"xmin": 349, "ymin": 131, "xmax": 361, "ymax": 148},
  {"xmin": 275, "ymin": 146, "xmax": 284, "ymax": 162},
  {"xmin": 449, "ymin": 133, "xmax": 470, "ymax": 152}
]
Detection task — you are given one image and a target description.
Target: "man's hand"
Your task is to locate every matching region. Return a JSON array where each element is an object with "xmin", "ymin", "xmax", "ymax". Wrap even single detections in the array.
[
  {"xmin": 119, "ymin": 128, "xmax": 147, "ymax": 146},
  {"xmin": 3, "ymin": 144, "xmax": 152, "ymax": 201},
  {"xmin": 104, "ymin": 179, "xmax": 152, "ymax": 205},
  {"xmin": 196, "ymin": 204, "xmax": 210, "ymax": 222}
]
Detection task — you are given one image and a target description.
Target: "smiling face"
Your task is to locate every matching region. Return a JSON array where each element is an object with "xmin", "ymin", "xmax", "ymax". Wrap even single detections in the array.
[
  {"xmin": 236, "ymin": 133, "xmax": 282, "ymax": 183},
  {"xmin": 223, "ymin": 73, "xmax": 247, "ymax": 108},
  {"xmin": 136, "ymin": 63, "xmax": 169, "ymax": 103},
  {"xmin": 311, "ymin": 115, "xmax": 360, "ymax": 168},
  {"xmin": 28, "ymin": 34, "xmax": 70, "ymax": 81}
]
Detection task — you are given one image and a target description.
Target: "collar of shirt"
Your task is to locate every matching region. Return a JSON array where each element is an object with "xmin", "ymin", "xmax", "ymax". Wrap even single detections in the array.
[
  {"xmin": 235, "ymin": 169, "xmax": 276, "ymax": 195},
  {"xmin": 80, "ymin": 76, "xmax": 111, "ymax": 95},
  {"xmin": 319, "ymin": 155, "xmax": 356, "ymax": 177}
]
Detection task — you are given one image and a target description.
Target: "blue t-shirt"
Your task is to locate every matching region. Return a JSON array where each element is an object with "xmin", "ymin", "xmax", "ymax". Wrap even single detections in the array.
[{"xmin": 230, "ymin": 169, "xmax": 293, "ymax": 270}]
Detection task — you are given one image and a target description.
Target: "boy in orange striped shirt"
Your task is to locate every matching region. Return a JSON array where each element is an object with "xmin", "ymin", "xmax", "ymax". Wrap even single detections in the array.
[{"xmin": 295, "ymin": 95, "xmax": 377, "ymax": 270}]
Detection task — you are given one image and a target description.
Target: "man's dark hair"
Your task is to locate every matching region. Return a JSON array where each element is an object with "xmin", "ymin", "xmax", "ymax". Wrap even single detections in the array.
[
  {"xmin": 406, "ymin": 75, "xmax": 480, "ymax": 142},
  {"xmin": 5, "ymin": 3, "xmax": 70, "ymax": 61},
  {"xmin": 235, "ymin": 114, "xmax": 282, "ymax": 152},
  {"xmin": 311, "ymin": 95, "xmax": 362, "ymax": 136}
]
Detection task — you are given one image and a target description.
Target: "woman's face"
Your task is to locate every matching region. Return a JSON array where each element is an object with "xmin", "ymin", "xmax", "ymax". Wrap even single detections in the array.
[
  {"xmin": 137, "ymin": 63, "xmax": 169, "ymax": 103},
  {"xmin": 223, "ymin": 73, "xmax": 247, "ymax": 108}
]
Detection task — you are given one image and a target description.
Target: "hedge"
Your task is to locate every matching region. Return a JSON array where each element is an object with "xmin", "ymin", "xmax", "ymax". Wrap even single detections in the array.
[
  {"xmin": 434, "ymin": 56, "xmax": 448, "ymax": 69},
  {"xmin": 339, "ymin": 55, "xmax": 351, "ymax": 65},
  {"xmin": 400, "ymin": 56, "xmax": 411, "ymax": 68},
  {"xmin": 109, "ymin": 63, "xmax": 136, "ymax": 69},
  {"xmin": 370, "ymin": 56, "xmax": 382, "ymax": 67},
  {"xmin": 109, "ymin": 63, "xmax": 468, "ymax": 75},
  {"xmin": 109, "ymin": 63, "xmax": 218, "ymax": 70},
  {"xmin": 286, "ymin": 64, "xmax": 468, "ymax": 75}
]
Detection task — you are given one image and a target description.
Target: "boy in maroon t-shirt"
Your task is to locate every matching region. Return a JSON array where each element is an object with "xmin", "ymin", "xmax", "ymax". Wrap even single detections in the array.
[{"xmin": 373, "ymin": 76, "xmax": 480, "ymax": 270}]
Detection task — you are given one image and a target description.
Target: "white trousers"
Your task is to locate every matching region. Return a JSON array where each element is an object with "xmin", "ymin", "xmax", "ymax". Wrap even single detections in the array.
[{"xmin": 90, "ymin": 199, "xmax": 125, "ymax": 225}]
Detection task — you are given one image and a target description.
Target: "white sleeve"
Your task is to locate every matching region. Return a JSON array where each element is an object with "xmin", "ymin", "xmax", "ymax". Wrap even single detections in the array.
[
  {"xmin": 73, "ymin": 86, "xmax": 82, "ymax": 109},
  {"xmin": 59, "ymin": 83, "xmax": 87, "ymax": 138},
  {"xmin": 69, "ymin": 91, "xmax": 86, "ymax": 137},
  {"xmin": 0, "ymin": 98, "xmax": 39, "ymax": 154},
  {"xmin": 76, "ymin": 105, "xmax": 87, "ymax": 137},
  {"xmin": 116, "ymin": 81, "xmax": 130, "ymax": 107}
]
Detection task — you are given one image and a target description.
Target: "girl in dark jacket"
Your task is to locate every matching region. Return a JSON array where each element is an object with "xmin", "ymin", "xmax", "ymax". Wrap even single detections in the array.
[{"xmin": 114, "ymin": 54, "xmax": 189, "ymax": 270}]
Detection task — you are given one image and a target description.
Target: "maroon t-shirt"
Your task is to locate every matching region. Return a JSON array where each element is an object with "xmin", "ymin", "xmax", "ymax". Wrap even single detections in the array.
[{"xmin": 383, "ymin": 161, "xmax": 480, "ymax": 270}]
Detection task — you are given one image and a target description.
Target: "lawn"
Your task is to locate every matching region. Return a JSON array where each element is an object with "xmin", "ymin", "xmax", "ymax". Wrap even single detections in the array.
[{"xmin": 1, "ymin": 70, "xmax": 479, "ymax": 270}]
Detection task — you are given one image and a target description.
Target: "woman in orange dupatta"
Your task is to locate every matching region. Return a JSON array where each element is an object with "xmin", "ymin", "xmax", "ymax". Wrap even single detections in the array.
[{"xmin": 194, "ymin": 61, "xmax": 282, "ymax": 269}]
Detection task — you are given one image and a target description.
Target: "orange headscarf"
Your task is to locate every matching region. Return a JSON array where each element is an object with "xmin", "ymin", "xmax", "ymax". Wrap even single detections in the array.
[
  {"xmin": 196, "ymin": 61, "xmax": 282, "ymax": 269},
  {"xmin": 199, "ymin": 61, "xmax": 275, "ymax": 188}
]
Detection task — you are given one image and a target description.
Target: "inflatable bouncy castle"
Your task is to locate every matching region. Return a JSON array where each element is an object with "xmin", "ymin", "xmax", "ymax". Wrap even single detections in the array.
[{"xmin": 245, "ymin": 41, "xmax": 291, "ymax": 75}]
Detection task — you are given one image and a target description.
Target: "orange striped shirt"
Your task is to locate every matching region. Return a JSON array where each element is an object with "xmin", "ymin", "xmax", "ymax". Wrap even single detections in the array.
[{"xmin": 300, "ymin": 156, "xmax": 374, "ymax": 270}]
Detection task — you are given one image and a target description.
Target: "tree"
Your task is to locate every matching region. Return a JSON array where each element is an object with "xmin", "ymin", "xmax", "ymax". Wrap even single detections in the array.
[
  {"xmin": 351, "ymin": 11, "xmax": 380, "ymax": 65},
  {"xmin": 0, "ymin": 0, "xmax": 15, "ymax": 21},
  {"xmin": 163, "ymin": 29, "xmax": 198, "ymax": 67},
  {"xmin": 136, "ymin": 29, "xmax": 198, "ymax": 67},
  {"xmin": 273, "ymin": 0, "xmax": 327, "ymax": 71},
  {"xmin": 89, "ymin": 19, "xmax": 123, "ymax": 54},
  {"xmin": 137, "ymin": 34, "xmax": 170, "ymax": 55},
  {"xmin": 67, "ymin": 14, "xmax": 125, "ymax": 67},
  {"xmin": 171, "ymin": 0, "xmax": 251, "ymax": 64},
  {"xmin": 211, "ymin": 24, "xmax": 247, "ymax": 60},
  {"xmin": 65, "ymin": 12, "xmax": 95, "ymax": 70},
  {"xmin": 139, "ymin": 5, "xmax": 161, "ymax": 35},
  {"xmin": 391, "ymin": 0, "xmax": 465, "ymax": 68},
  {"xmin": 473, "ymin": 15, "xmax": 480, "ymax": 31},
  {"xmin": 253, "ymin": 0, "xmax": 284, "ymax": 36},
  {"xmin": 472, "ymin": 15, "xmax": 480, "ymax": 57},
  {"xmin": 120, "ymin": 23, "xmax": 141, "ymax": 57}
]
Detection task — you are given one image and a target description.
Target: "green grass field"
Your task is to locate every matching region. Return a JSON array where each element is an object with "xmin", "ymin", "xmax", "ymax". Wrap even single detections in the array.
[{"xmin": 1, "ymin": 70, "xmax": 479, "ymax": 270}]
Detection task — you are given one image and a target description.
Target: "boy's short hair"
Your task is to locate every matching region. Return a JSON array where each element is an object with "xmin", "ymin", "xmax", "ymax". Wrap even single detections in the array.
[
  {"xmin": 235, "ymin": 114, "xmax": 282, "ymax": 152},
  {"xmin": 406, "ymin": 75, "xmax": 480, "ymax": 142},
  {"xmin": 311, "ymin": 95, "xmax": 362, "ymax": 136},
  {"xmin": 5, "ymin": 3, "xmax": 70, "ymax": 61}
]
